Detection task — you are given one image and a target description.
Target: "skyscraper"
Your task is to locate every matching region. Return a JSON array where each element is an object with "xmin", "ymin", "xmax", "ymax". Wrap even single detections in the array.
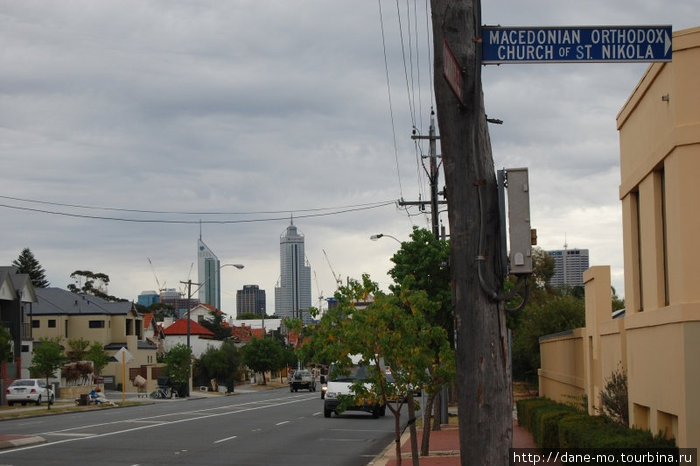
[
  {"xmin": 237, "ymin": 285, "xmax": 267, "ymax": 317},
  {"xmin": 275, "ymin": 220, "xmax": 312, "ymax": 323},
  {"xmin": 198, "ymin": 236, "xmax": 221, "ymax": 310},
  {"xmin": 547, "ymin": 247, "xmax": 589, "ymax": 288}
]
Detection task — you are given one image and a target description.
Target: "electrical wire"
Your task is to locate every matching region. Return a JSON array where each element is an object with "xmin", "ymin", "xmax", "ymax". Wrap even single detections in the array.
[
  {"xmin": 378, "ymin": 0, "xmax": 405, "ymax": 202},
  {"xmin": 0, "ymin": 199, "xmax": 397, "ymax": 224},
  {"xmin": 0, "ymin": 194, "xmax": 393, "ymax": 216}
]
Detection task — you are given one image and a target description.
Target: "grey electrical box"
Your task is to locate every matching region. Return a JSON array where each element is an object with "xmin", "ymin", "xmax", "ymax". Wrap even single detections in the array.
[{"xmin": 506, "ymin": 168, "xmax": 533, "ymax": 275}]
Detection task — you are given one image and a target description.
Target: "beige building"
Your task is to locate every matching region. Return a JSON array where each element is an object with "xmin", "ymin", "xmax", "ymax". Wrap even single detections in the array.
[
  {"xmin": 538, "ymin": 26, "xmax": 700, "ymax": 448},
  {"xmin": 30, "ymin": 287, "xmax": 157, "ymax": 391}
]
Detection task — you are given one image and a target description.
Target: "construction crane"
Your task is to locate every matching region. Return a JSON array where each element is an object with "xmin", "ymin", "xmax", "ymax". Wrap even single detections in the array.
[
  {"xmin": 147, "ymin": 258, "xmax": 166, "ymax": 291},
  {"xmin": 313, "ymin": 270, "xmax": 324, "ymax": 314},
  {"xmin": 147, "ymin": 258, "xmax": 166, "ymax": 303},
  {"xmin": 322, "ymin": 249, "xmax": 342, "ymax": 288}
]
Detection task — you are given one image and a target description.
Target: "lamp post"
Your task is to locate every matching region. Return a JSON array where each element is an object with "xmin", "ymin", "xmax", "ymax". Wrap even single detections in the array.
[{"xmin": 370, "ymin": 233, "xmax": 401, "ymax": 244}]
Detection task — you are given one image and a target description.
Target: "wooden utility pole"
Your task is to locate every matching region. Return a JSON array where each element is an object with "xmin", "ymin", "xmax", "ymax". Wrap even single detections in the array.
[{"xmin": 430, "ymin": 0, "xmax": 512, "ymax": 464}]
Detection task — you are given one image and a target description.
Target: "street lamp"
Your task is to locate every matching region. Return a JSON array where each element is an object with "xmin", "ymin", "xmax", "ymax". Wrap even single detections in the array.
[{"xmin": 370, "ymin": 233, "xmax": 401, "ymax": 244}]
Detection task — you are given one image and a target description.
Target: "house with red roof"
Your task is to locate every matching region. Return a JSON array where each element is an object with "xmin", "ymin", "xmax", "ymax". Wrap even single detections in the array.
[{"xmin": 162, "ymin": 317, "xmax": 220, "ymax": 357}]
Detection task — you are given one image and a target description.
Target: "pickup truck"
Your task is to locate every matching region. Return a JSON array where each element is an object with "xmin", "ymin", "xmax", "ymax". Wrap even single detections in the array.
[{"xmin": 289, "ymin": 369, "xmax": 316, "ymax": 392}]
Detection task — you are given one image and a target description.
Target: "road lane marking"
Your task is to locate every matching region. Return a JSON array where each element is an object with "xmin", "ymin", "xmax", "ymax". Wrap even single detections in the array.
[
  {"xmin": 213, "ymin": 435, "xmax": 237, "ymax": 444},
  {"xmin": 0, "ymin": 397, "xmax": 314, "ymax": 455},
  {"xmin": 275, "ymin": 421, "xmax": 290, "ymax": 426}
]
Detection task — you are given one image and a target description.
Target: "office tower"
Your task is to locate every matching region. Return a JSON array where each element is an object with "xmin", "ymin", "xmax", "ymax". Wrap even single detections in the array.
[
  {"xmin": 547, "ymin": 247, "xmax": 589, "ymax": 288},
  {"xmin": 274, "ymin": 221, "xmax": 312, "ymax": 323},
  {"xmin": 198, "ymin": 236, "xmax": 221, "ymax": 310},
  {"xmin": 237, "ymin": 285, "xmax": 267, "ymax": 317},
  {"xmin": 137, "ymin": 290, "xmax": 159, "ymax": 307}
]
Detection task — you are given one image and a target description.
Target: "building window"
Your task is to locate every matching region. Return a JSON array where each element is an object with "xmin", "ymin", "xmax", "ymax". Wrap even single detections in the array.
[
  {"xmin": 32, "ymin": 320, "xmax": 40, "ymax": 328},
  {"xmin": 89, "ymin": 320, "xmax": 105, "ymax": 329},
  {"xmin": 126, "ymin": 319, "xmax": 133, "ymax": 336},
  {"xmin": 48, "ymin": 320, "xmax": 56, "ymax": 328}
]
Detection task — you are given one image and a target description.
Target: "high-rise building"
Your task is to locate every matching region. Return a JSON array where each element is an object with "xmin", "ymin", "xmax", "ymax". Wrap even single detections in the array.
[
  {"xmin": 275, "ymin": 221, "xmax": 312, "ymax": 323},
  {"xmin": 198, "ymin": 236, "xmax": 221, "ymax": 310},
  {"xmin": 237, "ymin": 285, "xmax": 267, "ymax": 317},
  {"xmin": 547, "ymin": 248, "xmax": 589, "ymax": 288},
  {"xmin": 137, "ymin": 290, "xmax": 159, "ymax": 307}
]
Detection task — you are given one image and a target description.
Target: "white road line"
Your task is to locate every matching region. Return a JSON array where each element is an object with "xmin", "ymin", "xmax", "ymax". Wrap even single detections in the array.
[
  {"xmin": 1, "ymin": 397, "xmax": 312, "ymax": 455},
  {"xmin": 213, "ymin": 435, "xmax": 237, "ymax": 444},
  {"xmin": 275, "ymin": 420, "xmax": 290, "ymax": 426}
]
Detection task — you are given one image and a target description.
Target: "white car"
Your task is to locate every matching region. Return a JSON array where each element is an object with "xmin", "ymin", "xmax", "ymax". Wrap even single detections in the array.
[{"xmin": 6, "ymin": 379, "xmax": 55, "ymax": 406}]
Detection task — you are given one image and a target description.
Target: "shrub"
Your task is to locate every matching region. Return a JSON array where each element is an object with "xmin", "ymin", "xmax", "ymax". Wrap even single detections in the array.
[
  {"xmin": 516, "ymin": 398, "xmax": 557, "ymax": 431},
  {"xmin": 599, "ymin": 365, "xmax": 629, "ymax": 425}
]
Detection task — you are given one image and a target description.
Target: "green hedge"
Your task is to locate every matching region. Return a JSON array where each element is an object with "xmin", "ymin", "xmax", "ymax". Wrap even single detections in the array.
[{"xmin": 516, "ymin": 398, "xmax": 676, "ymax": 449}]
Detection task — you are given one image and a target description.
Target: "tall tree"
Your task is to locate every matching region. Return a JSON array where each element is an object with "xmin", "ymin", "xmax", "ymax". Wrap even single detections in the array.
[
  {"xmin": 200, "ymin": 310, "xmax": 233, "ymax": 340},
  {"xmin": 12, "ymin": 248, "xmax": 49, "ymax": 288},
  {"xmin": 164, "ymin": 343, "xmax": 193, "ymax": 397},
  {"xmin": 30, "ymin": 337, "xmax": 67, "ymax": 410},
  {"xmin": 68, "ymin": 270, "xmax": 127, "ymax": 302},
  {"xmin": 430, "ymin": 0, "xmax": 512, "ymax": 463},
  {"xmin": 388, "ymin": 227, "xmax": 452, "ymax": 441},
  {"xmin": 240, "ymin": 337, "xmax": 286, "ymax": 385},
  {"xmin": 196, "ymin": 340, "xmax": 242, "ymax": 391}
]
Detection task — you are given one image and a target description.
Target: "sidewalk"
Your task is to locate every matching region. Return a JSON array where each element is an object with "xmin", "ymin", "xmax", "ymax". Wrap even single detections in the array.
[{"xmin": 369, "ymin": 411, "xmax": 536, "ymax": 465}]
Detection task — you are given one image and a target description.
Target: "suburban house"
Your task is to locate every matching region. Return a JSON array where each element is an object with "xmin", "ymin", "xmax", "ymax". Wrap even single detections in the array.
[
  {"xmin": 30, "ymin": 287, "xmax": 157, "ymax": 391},
  {"xmin": 161, "ymin": 317, "xmax": 218, "ymax": 357},
  {"xmin": 0, "ymin": 266, "xmax": 37, "ymax": 380},
  {"xmin": 538, "ymin": 27, "xmax": 700, "ymax": 448}
]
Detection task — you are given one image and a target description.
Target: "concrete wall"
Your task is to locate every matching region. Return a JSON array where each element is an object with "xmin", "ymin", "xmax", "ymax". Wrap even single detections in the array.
[{"xmin": 539, "ymin": 27, "xmax": 700, "ymax": 448}]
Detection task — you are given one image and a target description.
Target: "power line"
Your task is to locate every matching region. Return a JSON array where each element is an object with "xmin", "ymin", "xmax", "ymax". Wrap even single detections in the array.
[
  {"xmin": 0, "ymin": 199, "xmax": 398, "ymax": 224},
  {"xmin": 0, "ymin": 194, "xmax": 394, "ymax": 216},
  {"xmin": 378, "ymin": 0, "xmax": 405, "ymax": 201}
]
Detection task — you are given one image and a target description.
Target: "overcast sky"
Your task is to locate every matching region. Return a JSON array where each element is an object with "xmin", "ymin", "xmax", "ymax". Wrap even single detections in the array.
[{"xmin": 2, "ymin": 1, "xmax": 696, "ymax": 314}]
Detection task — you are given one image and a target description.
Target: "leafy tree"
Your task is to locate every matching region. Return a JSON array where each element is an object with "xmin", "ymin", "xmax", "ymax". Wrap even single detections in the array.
[
  {"xmin": 67, "ymin": 270, "xmax": 127, "ymax": 302},
  {"xmin": 305, "ymin": 275, "xmax": 454, "ymax": 465},
  {"xmin": 12, "ymin": 248, "xmax": 49, "ymax": 288},
  {"xmin": 66, "ymin": 338, "xmax": 90, "ymax": 362},
  {"xmin": 86, "ymin": 342, "xmax": 110, "ymax": 376},
  {"xmin": 237, "ymin": 312, "xmax": 263, "ymax": 320},
  {"xmin": 388, "ymin": 227, "xmax": 452, "ymax": 340},
  {"xmin": 200, "ymin": 310, "xmax": 233, "ymax": 340},
  {"xmin": 387, "ymin": 227, "xmax": 453, "ymax": 440},
  {"xmin": 240, "ymin": 337, "xmax": 286, "ymax": 385},
  {"xmin": 0, "ymin": 326, "xmax": 13, "ymax": 363},
  {"xmin": 163, "ymin": 343, "xmax": 193, "ymax": 397},
  {"xmin": 195, "ymin": 340, "xmax": 242, "ymax": 391},
  {"xmin": 511, "ymin": 294, "xmax": 585, "ymax": 382},
  {"xmin": 29, "ymin": 337, "xmax": 67, "ymax": 410}
]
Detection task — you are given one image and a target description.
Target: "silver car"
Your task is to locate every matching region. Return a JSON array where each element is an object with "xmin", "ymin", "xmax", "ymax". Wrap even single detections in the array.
[{"xmin": 5, "ymin": 379, "xmax": 55, "ymax": 406}]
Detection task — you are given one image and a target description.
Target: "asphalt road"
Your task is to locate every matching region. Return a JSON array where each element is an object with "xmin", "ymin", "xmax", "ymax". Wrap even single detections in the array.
[{"xmin": 0, "ymin": 387, "xmax": 406, "ymax": 466}]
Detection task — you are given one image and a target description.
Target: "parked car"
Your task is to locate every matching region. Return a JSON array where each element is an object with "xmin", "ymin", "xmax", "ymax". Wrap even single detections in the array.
[{"xmin": 6, "ymin": 379, "xmax": 55, "ymax": 406}]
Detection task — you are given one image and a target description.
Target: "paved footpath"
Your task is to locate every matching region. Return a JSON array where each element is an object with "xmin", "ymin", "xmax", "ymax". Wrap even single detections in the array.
[{"xmin": 370, "ymin": 417, "xmax": 536, "ymax": 465}]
